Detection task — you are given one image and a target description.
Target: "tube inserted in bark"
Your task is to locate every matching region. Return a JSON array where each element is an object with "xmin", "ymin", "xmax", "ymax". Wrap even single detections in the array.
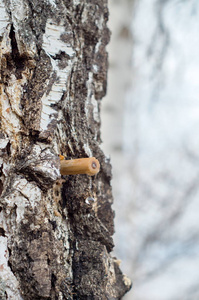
[{"xmin": 60, "ymin": 157, "xmax": 100, "ymax": 176}]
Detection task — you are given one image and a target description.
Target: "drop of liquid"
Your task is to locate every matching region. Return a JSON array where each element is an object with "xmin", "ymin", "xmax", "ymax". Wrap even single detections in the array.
[{"xmin": 92, "ymin": 161, "xmax": 97, "ymax": 169}]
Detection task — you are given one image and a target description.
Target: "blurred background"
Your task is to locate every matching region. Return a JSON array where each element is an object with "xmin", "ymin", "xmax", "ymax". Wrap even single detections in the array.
[{"xmin": 101, "ymin": 0, "xmax": 199, "ymax": 299}]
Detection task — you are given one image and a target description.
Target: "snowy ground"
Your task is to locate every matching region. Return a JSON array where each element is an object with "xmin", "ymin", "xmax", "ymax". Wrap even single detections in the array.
[{"xmin": 102, "ymin": 0, "xmax": 199, "ymax": 299}]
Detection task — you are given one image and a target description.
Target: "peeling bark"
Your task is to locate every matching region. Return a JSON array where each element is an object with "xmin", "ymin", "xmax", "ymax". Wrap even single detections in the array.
[{"xmin": 0, "ymin": 0, "xmax": 131, "ymax": 299}]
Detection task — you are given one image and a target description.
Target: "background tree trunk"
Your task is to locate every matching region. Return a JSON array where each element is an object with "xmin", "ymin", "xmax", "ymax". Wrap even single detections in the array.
[{"xmin": 0, "ymin": 0, "xmax": 131, "ymax": 299}]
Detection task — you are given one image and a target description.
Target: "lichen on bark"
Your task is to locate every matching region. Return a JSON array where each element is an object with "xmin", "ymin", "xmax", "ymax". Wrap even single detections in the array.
[{"xmin": 0, "ymin": 0, "xmax": 131, "ymax": 299}]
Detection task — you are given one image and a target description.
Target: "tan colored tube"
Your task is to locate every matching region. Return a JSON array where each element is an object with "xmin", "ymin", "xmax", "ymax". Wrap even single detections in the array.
[{"xmin": 60, "ymin": 157, "xmax": 100, "ymax": 176}]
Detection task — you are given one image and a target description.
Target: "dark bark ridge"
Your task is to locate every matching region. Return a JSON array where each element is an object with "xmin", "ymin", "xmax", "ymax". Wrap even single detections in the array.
[{"xmin": 0, "ymin": 0, "xmax": 131, "ymax": 299}]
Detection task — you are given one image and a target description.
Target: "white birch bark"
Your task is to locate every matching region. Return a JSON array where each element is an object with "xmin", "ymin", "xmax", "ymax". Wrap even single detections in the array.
[{"xmin": 0, "ymin": 0, "xmax": 131, "ymax": 298}]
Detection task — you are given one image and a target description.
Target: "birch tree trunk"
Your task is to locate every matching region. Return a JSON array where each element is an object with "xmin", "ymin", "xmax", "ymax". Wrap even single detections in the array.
[{"xmin": 0, "ymin": 0, "xmax": 131, "ymax": 299}]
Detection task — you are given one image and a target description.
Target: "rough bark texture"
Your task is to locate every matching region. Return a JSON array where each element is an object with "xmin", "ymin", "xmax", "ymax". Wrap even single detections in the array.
[{"xmin": 0, "ymin": 0, "xmax": 131, "ymax": 299}]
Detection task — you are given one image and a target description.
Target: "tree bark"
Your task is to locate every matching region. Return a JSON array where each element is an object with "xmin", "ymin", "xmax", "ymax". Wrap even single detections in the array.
[{"xmin": 0, "ymin": 0, "xmax": 131, "ymax": 299}]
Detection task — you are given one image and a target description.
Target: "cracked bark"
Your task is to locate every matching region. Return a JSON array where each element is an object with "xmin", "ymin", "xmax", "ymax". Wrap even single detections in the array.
[{"xmin": 0, "ymin": 0, "xmax": 131, "ymax": 299}]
